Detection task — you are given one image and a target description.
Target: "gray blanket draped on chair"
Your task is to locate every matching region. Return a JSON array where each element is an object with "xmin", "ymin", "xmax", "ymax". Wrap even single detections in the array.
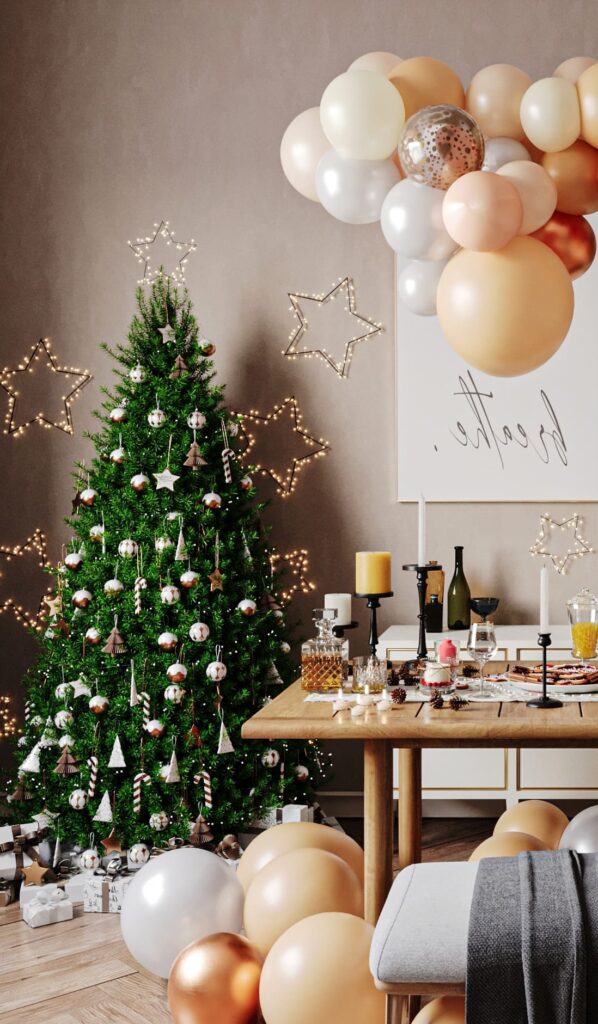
[{"xmin": 466, "ymin": 850, "xmax": 598, "ymax": 1024}]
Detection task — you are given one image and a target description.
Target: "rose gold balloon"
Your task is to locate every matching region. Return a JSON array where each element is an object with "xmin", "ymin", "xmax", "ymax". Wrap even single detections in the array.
[
  {"xmin": 236, "ymin": 821, "xmax": 364, "ymax": 893},
  {"xmin": 532, "ymin": 211, "xmax": 596, "ymax": 279},
  {"xmin": 577, "ymin": 62, "xmax": 598, "ymax": 147},
  {"xmin": 413, "ymin": 996, "xmax": 465, "ymax": 1023},
  {"xmin": 442, "ymin": 170, "xmax": 522, "ymax": 251},
  {"xmin": 494, "ymin": 799, "xmax": 569, "ymax": 849},
  {"xmin": 466, "ymin": 64, "xmax": 532, "ymax": 141},
  {"xmin": 554, "ymin": 56, "xmax": 596, "ymax": 83},
  {"xmin": 399, "ymin": 104, "xmax": 484, "ymax": 190},
  {"xmin": 388, "ymin": 57, "xmax": 465, "ymax": 119},
  {"xmin": 469, "ymin": 831, "xmax": 549, "ymax": 861},
  {"xmin": 541, "ymin": 140, "xmax": 598, "ymax": 214},
  {"xmin": 167, "ymin": 933, "xmax": 262, "ymax": 1024}
]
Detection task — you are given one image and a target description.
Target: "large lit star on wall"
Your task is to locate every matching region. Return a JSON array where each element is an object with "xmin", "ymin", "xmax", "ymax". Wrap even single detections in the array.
[
  {"xmin": 0, "ymin": 338, "xmax": 92, "ymax": 437},
  {"xmin": 285, "ymin": 277, "xmax": 383, "ymax": 379},
  {"xmin": 235, "ymin": 396, "xmax": 330, "ymax": 497},
  {"xmin": 270, "ymin": 549, "xmax": 316, "ymax": 603},
  {"xmin": 530, "ymin": 512, "xmax": 594, "ymax": 574},
  {"xmin": 0, "ymin": 528, "xmax": 52, "ymax": 630},
  {"xmin": 128, "ymin": 220, "xmax": 197, "ymax": 286}
]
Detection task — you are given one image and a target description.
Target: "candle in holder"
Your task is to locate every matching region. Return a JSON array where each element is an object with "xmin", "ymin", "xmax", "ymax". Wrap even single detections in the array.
[
  {"xmin": 377, "ymin": 687, "xmax": 392, "ymax": 712},
  {"xmin": 418, "ymin": 494, "xmax": 426, "ymax": 567},
  {"xmin": 351, "ymin": 702, "xmax": 366, "ymax": 718},
  {"xmin": 355, "ymin": 552, "xmax": 391, "ymax": 594},
  {"xmin": 333, "ymin": 687, "xmax": 350, "ymax": 713},
  {"xmin": 540, "ymin": 564, "xmax": 550, "ymax": 633},
  {"xmin": 357, "ymin": 684, "xmax": 373, "ymax": 706},
  {"xmin": 325, "ymin": 593, "xmax": 352, "ymax": 625}
]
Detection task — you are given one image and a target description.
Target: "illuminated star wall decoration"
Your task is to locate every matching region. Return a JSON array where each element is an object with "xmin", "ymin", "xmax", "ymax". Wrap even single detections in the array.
[
  {"xmin": 0, "ymin": 528, "xmax": 52, "ymax": 630},
  {"xmin": 128, "ymin": 220, "xmax": 197, "ymax": 286},
  {"xmin": 235, "ymin": 396, "xmax": 330, "ymax": 497},
  {"xmin": 285, "ymin": 276, "xmax": 383, "ymax": 378},
  {"xmin": 0, "ymin": 338, "xmax": 92, "ymax": 437},
  {"xmin": 270, "ymin": 549, "xmax": 316, "ymax": 603},
  {"xmin": 530, "ymin": 512, "xmax": 594, "ymax": 574}
]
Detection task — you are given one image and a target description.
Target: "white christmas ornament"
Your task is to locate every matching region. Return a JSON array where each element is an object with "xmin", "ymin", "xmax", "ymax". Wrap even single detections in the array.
[
  {"xmin": 80, "ymin": 847, "xmax": 100, "ymax": 872},
  {"xmin": 164, "ymin": 683, "xmax": 186, "ymax": 703},
  {"xmin": 217, "ymin": 720, "xmax": 235, "ymax": 754},
  {"xmin": 280, "ymin": 641, "xmax": 291, "ymax": 654},
  {"xmin": 166, "ymin": 662, "xmax": 187, "ymax": 683},
  {"xmin": 72, "ymin": 589, "xmax": 92, "ymax": 608},
  {"xmin": 110, "ymin": 446, "xmax": 126, "ymax": 464},
  {"xmin": 104, "ymin": 577, "xmax": 124, "ymax": 596},
  {"xmin": 89, "ymin": 694, "xmax": 109, "ymax": 715},
  {"xmin": 58, "ymin": 734, "xmax": 74, "ymax": 749},
  {"xmin": 237, "ymin": 599, "xmax": 257, "ymax": 617},
  {"xmin": 148, "ymin": 406, "xmax": 166, "ymax": 428},
  {"xmin": 110, "ymin": 405, "xmax": 128, "ymax": 424},
  {"xmin": 129, "ymin": 363, "xmax": 145, "ymax": 383},
  {"xmin": 158, "ymin": 631, "xmax": 178, "ymax": 651},
  {"xmin": 146, "ymin": 719, "xmax": 165, "ymax": 737},
  {"xmin": 158, "ymin": 324, "xmax": 177, "ymax": 344},
  {"xmin": 89, "ymin": 524, "xmax": 105, "ymax": 542},
  {"xmin": 149, "ymin": 810, "xmax": 169, "ymax": 831},
  {"xmin": 128, "ymin": 842, "xmax": 150, "ymax": 866},
  {"xmin": 203, "ymin": 491, "xmax": 222, "ymax": 509},
  {"xmin": 69, "ymin": 789, "xmax": 88, "ymax": 810},
  {"xmin": 155, "ymin": 535, "xmax": 173, "ymax": 553},
  {"xmin": 55, "ymin": 681, "xmax": 73, "ymax": 700},
  {"xmin": 295, "ymin": 764, "xmax": 309, "ymax": 781},
  {"xmin": 261, "ymin": 748, "xmax": 280, "ymax": 768},
  {"xmin": 154, "ymin": 467, "xmax": 180, "ymax": 491},
  {"xmin": 20, "ymin": 744, "xmax": 41, "ymax": 773},
  {"xmin": 72, "ymin": 677, "xmax": 91, "ymax": 698},
  {"xmin": 108, "ymin": 735, "xmax": 126, "ymax": 768},
  {"xmin": 189, "ymin": 621, "xmax": 210, "ymax": 643},
  {"xmin": 93, "ymin": 791, "xmax": 113, "ymax": 823},
  {"xmin": 165, "ymin": 750, "xmax": 180, "ymax": 783},
  {"xmin": 206, "ymin": 660, "xmax": 227, "ymax": 682},
  {"xmin": 80, "ymin": 487, "xmax": 98, "ymax": 506},
  {"xmin": 65, "ymin": 551, "xmax": 83, "ymax": 570},
  {"xmin": 240, "ymin": 475, "xmax": 253, "ymax": 491},
  {"xmin": 85, "ymin": 626, "xmax": 101, "ymax": 645},
  {"xmin": 161, "ymin": 584, "xmax": 180, "ymax": 605},
  {"xmin": 54, "ymin": 710, "xmax": 73, "ymax": 730},
  {"xmin": 187, "ymin": 409, "xmax": 206, "ymax": 430},
  {"xmin": 180, "ymin": 569, "xmax": 199, "ymax": 588},
  {"xmin": 131, "ymin": 473, "xmax": 150, "ymax": 492},
  {"xmin": 118, "ymin": 538, "xmax": 138, "ymax": 558}
]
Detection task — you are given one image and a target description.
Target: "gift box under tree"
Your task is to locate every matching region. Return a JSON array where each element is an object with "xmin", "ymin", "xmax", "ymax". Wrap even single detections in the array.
[{"xmin": 83, "ymin": 872, "xmax": 134, "ymax": 913}]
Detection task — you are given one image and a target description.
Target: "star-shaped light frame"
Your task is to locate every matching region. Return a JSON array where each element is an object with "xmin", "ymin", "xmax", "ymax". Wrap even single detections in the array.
[
  {"xmin": 128, "ymin": 220, "xmax": 197, "ymax": 286},
  {"xmin": 236, "ymin": 396, "xmax": 330, "ymax": 498},
  {"xmin": 0, "ymin": 338, "xmax": 92, "ymax": 437},
  {"xmin": 530, "ymin": 512, "xmax": 594, "ymax": 574},
  {"xmin": 285, "ymin": 277, "xmax": 383, "ymax": 379},
  {"xmin": 0, "ymin": 528, "xmax": 52, "ymax": 630},
  {"xmin": 270, "ymin": 548, "xmax": 316, "ymax": 603}
]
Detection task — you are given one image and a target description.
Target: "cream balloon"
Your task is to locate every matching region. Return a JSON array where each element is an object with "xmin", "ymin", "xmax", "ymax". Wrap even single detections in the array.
[
  {"xmin": 315, "ymin": 149, "xmax": 400, "ymax": 223},
  {"xmin": 349, "ymin": 51, "xmax": 401, "ymax": 75},
  {"xmin": 259, "ymin": 913, "xmax": 384, "ymax": 1024},
  {"xmin": 442, "ymin": 171, "xmax": 523, "ymax": 251},
  {"xmin": 413, "ymin": 996, "xmax": 465, "ymax": 1024},
  {"xmin": 520, "ymin": 77, "xmax": 581, "ymax": 152},
  {"xmin": 577, "ymin": 63, "xmax": 598, "ymax": 147},
  {"xmin": 280, "ymin": 108, "xmax": 330, "ymax": 202},
  {"xmin": 466, "ymin": 64, "xmax": 532, "ymax": 141},
  {"xmin": 481, "ymin": 137, "xmax": 530, "ymax": 172},
  {"xmin": 398, "ymin": 258, "xmax": 449, "ymax": 315},
  {"xmin": 436, "ymin": 236, "xmax": 574, "ymax": 377},
  {"xmin": 497, "ymin": 160, "xmax": 557, "ymax": 234},
  {"xmin": 320, "ymin": 70, "xmax": 405, "ymax": 160},
  {"xmin": 381, "ymin": 179, "xmax": 458, "ymax": 260},
  {"xmin": 554, "ymin": 56, "xmax": 596, "ymax": 83},
  {"xmin": 236, "ymin": 821, "xmax": 364, "ymax": 893},
  {"xmin": 469, "ymin": 831, "xmax": 549, "ymax": 861},
  {"xmin": 494, "ymin": 799, "xmax": 569, "ymax": 848}
]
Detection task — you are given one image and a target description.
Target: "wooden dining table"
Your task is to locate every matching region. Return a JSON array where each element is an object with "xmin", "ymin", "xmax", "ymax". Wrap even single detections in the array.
[{"xmin": 241, "ymin": 664, "xmax": 598, "ymax": 924}]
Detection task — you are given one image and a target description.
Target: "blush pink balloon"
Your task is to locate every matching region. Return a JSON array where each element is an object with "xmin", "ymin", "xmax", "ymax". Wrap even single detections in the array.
[{"xmin": 442, "ymin": 170, "xmax": 523, "ymax": 251}]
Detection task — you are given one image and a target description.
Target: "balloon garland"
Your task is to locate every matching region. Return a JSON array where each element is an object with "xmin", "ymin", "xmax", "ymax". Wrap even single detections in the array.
[{"xmin": 280, "ymin": 53, "xmax": 598, "ymax": 377}]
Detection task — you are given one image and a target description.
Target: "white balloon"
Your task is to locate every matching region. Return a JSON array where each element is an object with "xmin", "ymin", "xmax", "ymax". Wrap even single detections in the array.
[
  {"xmin": 482, "ymin": 137, "xmax": 531, "ymax": 172},
  {"xmin": 398, "ymin": 258, "xmax": 450, "ymax": 316},
  {"xmin": 381, "ymin": 179, "xmax": 458, "ymax": 260},
  {"xmin": 348, "ymin": 51, "xmax": 402, "ymax": 75},
  {"xmin": 315, "ymin": 149, "xmax": 399, "ymax": 224},
  {"xmin": 120, "ymin": 848, "xmax": 244, "ymax": 978}
]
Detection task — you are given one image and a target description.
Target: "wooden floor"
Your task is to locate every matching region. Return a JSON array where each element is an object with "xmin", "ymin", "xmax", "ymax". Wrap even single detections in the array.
[{"xmin": 0, "ymin": 819, "xmax": 495, "ymax": 1024}]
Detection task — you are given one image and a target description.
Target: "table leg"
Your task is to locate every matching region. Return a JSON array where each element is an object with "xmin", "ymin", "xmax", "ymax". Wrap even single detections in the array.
[
  {"xmin": 363, "ymin": 739, "xmax": 393, "ymax": 924},
  {"xmin": 398, "ymin": 748, "xmax": 422, "ymax": 869}
]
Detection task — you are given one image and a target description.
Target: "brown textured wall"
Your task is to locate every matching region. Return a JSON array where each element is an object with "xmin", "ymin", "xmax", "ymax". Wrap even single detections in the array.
[{"xmin": 1, "ymin": 0, "xmax": 597, "ymax": 788}]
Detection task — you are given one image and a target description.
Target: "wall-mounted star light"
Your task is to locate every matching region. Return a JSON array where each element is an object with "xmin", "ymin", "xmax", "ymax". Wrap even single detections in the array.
[
  {"xmin": 0, "ymin": 338, "xmax": 92, "ymax": 437},
  {"xmin": 529, "ymin": 512, "xmax": 594, "ymax": 574},
  {"xmin": 0, "ymin": 528, "xmax": 52, "ymax": 630},
  {"xmin": 270, "ymin": 549, "xmax": 316, "ymax": 603},
  {"xmin": 128, "ymin": 220, "xmax": 197, "ymax": 286}
]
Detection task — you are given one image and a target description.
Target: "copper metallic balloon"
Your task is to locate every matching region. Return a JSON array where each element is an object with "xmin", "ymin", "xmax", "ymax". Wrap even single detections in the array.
[
  {"xmin": 532, "ymin": 211, "xmax": 596, "ymax": 279},
  {"xmin": 494, "ymin": 799, "xmax": 569, "ymax": 849},
  {"xmin": 168, "ymin": 933, "xmax": 262, "ymax": 1024},
  {"xmin": 541, "ymin": 140, "xmax": 598, "ymax": 215},
  {"xmin": 469, "ymin": 831, "xmax": 549, "ymax": 861},
  {"xmin": 399, "ymin": 104, "xmax": 484, "ymax": 190}
]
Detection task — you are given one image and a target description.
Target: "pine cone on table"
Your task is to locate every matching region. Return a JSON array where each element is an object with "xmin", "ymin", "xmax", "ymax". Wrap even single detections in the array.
[
  {"xmin": 391, "ymin": 687, "xmax": 407, "ymax": 705},
  {"xmin": 429, "ymin": 692, "xmax": 444, "ymax": 709},
  {"xmin": 449, "ymin": 695, "xmax": 467, "ymax": 711}
]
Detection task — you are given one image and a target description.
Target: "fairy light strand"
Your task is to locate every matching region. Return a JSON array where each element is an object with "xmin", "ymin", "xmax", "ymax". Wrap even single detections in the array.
[
  {"xmin": 0, "ymin": 528, "xmax": 52, "ymax": 630},
  {"xmin": 0, "ymin": 338, "xmax": 92, "ymax": 437},
  {"xmin": 530, "ymin": 512, "xmax": 595, "ymax": 575},
  {"xmin": 127, "ymin": 219, "xmax": 197, "ymax": 286},
  {"xmin": 270, "ymin": 549, "xmax": 316, "ymax": 603}
]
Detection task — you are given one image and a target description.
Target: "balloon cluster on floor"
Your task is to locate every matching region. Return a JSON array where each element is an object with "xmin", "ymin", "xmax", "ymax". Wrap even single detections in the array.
[
  {"xmin": 281, "ymin": 52, "xmax": 598, "ymax": 376},
  {"xmin": 120, "ymin": 823, "xmax": 386, "ymax": 1023}
]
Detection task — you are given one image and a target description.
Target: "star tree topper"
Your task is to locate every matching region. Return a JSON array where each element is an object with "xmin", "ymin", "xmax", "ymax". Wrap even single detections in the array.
[
  {"xmin": 236, "ymin": 396, "xmax": 330, "ymax": 497},
  {"xmin": 0, "ymin": 338, "xmax": 91, "ymax": 436},
  {"xmin": 128, "ymin": 220, "xmax": 197, "ymax": 286},
  {"xmin": 285, "ymin": 276, "xmax": 383, "ymax": 378},
  {"xmin": 530, "ymin": 512, "xmax": 594, "ymax": 574}
]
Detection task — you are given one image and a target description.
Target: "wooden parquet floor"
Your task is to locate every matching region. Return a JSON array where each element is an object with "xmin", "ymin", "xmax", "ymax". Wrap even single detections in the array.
[{"xmin": 0, "ymin": 819, "xmax": 495, "ymax": 1023}]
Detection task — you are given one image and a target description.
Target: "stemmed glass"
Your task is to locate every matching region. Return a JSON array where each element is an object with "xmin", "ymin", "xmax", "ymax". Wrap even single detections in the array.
[{"xmin": 467, "ymin": 622, "xmax": 499, "ymax": 701}]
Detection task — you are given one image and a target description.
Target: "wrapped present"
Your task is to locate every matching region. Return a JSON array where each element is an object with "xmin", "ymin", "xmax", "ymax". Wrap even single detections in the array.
[
  {"xmin": 0, "ymin": 879, "xmax": 16, "ymax": 907},
  {"xmin": 0, "ymin": 821, "xmax": 50, "ymax": 881},
  {"xmin": 249, "ymin": 807, "xmax": 283, "ymax": 830},
  {"xmin": 20, "ymin": 881, "xmax": 65, "ymax": 907},
  {"xmin": 84, "ymin": 870, "xmax": 134, "ymax": 913},
  {"xmin": 64, "ymin": 873, "xmax": 86, "ymax": 903},
  {"xmin": 282, "ymin": 804, "xmax": 315, "ymax": 824},
  {"xmin": 21, "ymin": 888, "xmax": 73, "ymax": 928}
]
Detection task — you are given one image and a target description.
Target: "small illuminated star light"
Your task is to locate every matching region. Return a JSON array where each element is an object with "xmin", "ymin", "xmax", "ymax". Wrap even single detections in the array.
[
  {"xmin": 530, "ymin": 512, "xmax": 594, "ymax": 574},
  {"xmin": 0, "ymin": 338, "xmax": 92, "ymax": 436},
  {"xmin": 270, "ymin": 549, "xmax": 316, "ymax": 603},
  {"xmin": 0, "ymin": 529, "xmax": 52, "ymax": 630},
  {"xmin": 128, "ymin": 220, "xmax": 197, "ymax": 286},
  {"xmin": 236, "ymin": 396, "xmax": 330, "ymax": 498},
  {"xmin": 285, "ymin": 276, "xmax": 383, "ymax": 378}
]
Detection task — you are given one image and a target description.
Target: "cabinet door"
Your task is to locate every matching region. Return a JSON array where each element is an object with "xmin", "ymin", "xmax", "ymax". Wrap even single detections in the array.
[
  {"xmin": 394, "ymin": 749, "xmax": 507, "ymax": 791},
  {"xmin": 516, "ymin": 648, "xmax": 572, "ymax": 660},
  {"xmin": 519, "ymin": 749, "xmax": 598, "ymax": 790}
]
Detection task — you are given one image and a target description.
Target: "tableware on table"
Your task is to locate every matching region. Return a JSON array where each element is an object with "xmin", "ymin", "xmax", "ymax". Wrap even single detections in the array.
[
  {"xmin": 419, "ymin": 662, "xmax": 455, "ymax": 697},
  {"xmin": 301, "ymin": 609, "xmax": 344, "ymax": 692},
  {"xmin": 466, "ymin": 621, "xmax": 499, "ymax": 700},
  {"xmin": 508, "ymin": 660, "xmax": 598, "ymax": 694},
  {"xmin": 364, "ymin": 656, "xmax": 386, "ymax": 694},
  {"xmin": 352, "ymin": 656, "xmax": 366, "ymax": 693},
  {"xmin": 470, "ymin": 597, "xmax": 499, "ymax": 622},
  {"xmin": 567, "ymin": 587, "xmax": 598, "ymax": 660},
  {"xmin": 447, "ymin": 545, "xmax": 471, "ymax": 630}
]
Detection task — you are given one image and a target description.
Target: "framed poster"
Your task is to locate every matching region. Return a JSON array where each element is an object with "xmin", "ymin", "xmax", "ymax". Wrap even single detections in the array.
[{"xmin": 395, "ymin": 214, "xmax": 598, "ymax": 502}]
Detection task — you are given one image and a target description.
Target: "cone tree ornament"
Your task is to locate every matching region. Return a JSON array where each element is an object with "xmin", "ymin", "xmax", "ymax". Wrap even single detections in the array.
[
  {"xmin": 102, "ymin": 616, "xmax": 127, "ymax": 655},
  {"xmin": 108, "ymin": 735, "xmax": 126, "ymax": 769},
  {"xmin": 93, "ymin": 791, "xmax": 113, "ymax": 823},
  {"xmin": 54, "ymin": 746, "xmax": 79, "ymax": 775}
]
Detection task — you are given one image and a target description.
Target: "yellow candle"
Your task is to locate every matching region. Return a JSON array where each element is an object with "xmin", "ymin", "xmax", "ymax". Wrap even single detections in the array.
[{"xmin": 355, "ymin": 551, "xmax": 391, "ymax": 594}]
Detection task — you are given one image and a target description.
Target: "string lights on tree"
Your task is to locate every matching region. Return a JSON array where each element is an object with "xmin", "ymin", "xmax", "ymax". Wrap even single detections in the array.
[
  {"xmin": 236, "ymin": 396, "xmax": 330, "ymax": 497},
  {"xmin": 530, "ymin": 512, "xmax": 595, "ymax": 574},
  {"xmin": 285, "ymin": 276, "xmax": 383, "ymax": 379},
  {"xmin": 0, "ymin": 338, "xmax": 92, "ymax": 437},
  {"xmin": 0, "ymin": 528, "xmax": 52, "ymax": 630},
  {"xmin": 128, "ymin": 219, "xmax": 197, "ymax": 286}
]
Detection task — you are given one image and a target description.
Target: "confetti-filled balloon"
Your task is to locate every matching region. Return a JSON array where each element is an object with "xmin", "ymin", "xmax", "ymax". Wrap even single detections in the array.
[{"xmin": 399, "ymin": 104, "xmax": 484, "ymax": 190}]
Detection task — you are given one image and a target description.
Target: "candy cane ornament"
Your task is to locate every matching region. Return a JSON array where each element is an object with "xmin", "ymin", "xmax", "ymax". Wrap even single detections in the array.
[
  {"xmin": 87, "ymin": 755, "xmax": 99, "ymax": 799},
  {"xmin": 194, "ymin": 769, "xmax": 213, "ymax": 810},
  {"xmin": 139, "ymin": 691, "xmax": 151, "ymax": 729},
  {"xmin": 133, "ymin": 771, "xmax": 151, "ymax": 814},
  {"xmin": 220, "ymin": 420, "xmax": 235, "ymax": 483}
]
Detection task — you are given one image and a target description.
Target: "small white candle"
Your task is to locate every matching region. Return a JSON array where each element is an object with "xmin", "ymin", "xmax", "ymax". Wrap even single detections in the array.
[
  {"xmin": 377, "ymin": 687, "xmax": 392, "ymax": 712},
  {"xmin": 357, "ymin": 684, "xmax": 373, "ymax": 706},
  {"xmin": 325, "ymin": 593, "xmax": 352, "ymax": 625},
  {"xmin": 351, "ymin": 703, "xmax": 366, "ymax": 718},
  {"xmin": 418, "ymin": 494, "xmax": 426, "ymax": 567},
  {"xmin": 540, "ymin": 564, "xmax": 549, "ymax": 633}
]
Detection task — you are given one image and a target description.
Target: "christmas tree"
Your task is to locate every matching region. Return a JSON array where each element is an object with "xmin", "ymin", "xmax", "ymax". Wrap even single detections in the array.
[{"xmin": 11, "ymin": 278, "xmax": 325, "ymax": 847}]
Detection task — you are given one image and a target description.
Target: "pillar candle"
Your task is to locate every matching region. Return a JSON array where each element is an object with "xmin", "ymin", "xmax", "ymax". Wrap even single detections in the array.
[
  {"xmin": 355, "ymin": 552, "xmax": 391, "ymax": 594},
  {"xmin": 418, "ymin": 494, "xmax": 426, "ymax": 567},
  {"xmin": 325, "ymin": 593, "xmax": 352, "ymax": 625},
  {"xmin": 540, "ymin": 564, "xmax": 549, "ymax": 633}
]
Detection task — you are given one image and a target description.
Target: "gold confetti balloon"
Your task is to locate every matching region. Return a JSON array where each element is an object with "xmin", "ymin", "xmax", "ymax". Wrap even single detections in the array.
[{"xmin": 399, "ymin": 104, "xmax": 485, "ymax": 190}]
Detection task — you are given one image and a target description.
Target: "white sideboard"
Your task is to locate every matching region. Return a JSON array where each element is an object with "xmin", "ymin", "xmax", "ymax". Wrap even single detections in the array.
[{"xmin": 377, "ymin": 624, "xmax": 598, "ymax": 808}]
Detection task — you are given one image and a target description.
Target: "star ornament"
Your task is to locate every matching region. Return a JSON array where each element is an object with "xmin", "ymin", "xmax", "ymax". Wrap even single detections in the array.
[
  {"xmin": 154, "ymin": 466, "xmax": 180, "ymax": 492},
  {"xmin": 285, "ymin": 277, "xmax": 383, "ymax": 379},
  {"xmin": 209, "ymin": 568, "xmax": 224, "ymax": 592},
  {"xmin": 20, "ymin": 860, "xmax": 50, "ymax": 887},
  {"xmin": 235, "ymin": 396, "xmax": 330, "ymax": 498},
  {"xmin": 0, "ymin": 338, "xmax": 92, "ymax": 437},
  {"xmin": 100, "ymin": 827, "xmax": 123, "ymax": 855},
  {"xmin": 530, "ymin": 512, "xmax": 594, "ymax": 574},
  {"xmin": 128, "ymin": 220, "xmax": 197, "ymax": 286}
]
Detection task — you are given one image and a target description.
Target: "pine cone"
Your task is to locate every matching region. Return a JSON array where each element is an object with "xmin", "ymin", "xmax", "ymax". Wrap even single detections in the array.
[
  {"xmin": 429, "ymin": 692, "xmax": 444, "ymax": 709},
  {"xmin": 391, "ymin": 687, "xmax": 407, "ymax": 705},
  {"xmin": 449, "ymin": 695, "xmax": 467, "ymax": 711}
]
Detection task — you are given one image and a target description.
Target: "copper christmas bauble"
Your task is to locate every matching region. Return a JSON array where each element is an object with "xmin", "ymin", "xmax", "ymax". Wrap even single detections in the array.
[
  {"xmin": 89, "ymin": 694, "xmax": 109, "ymax": 715},
  {"xmin": 110, "ymin": 446, "xmax": 126, "ymax": 464},
  {"xmin": 180, "ymin": 569, "xmax": 199, "ymax": 588},
  {"xmin": 237, "ymin": 599, "xmax": 257, "ymax": 617},
  {"xmin": 64, "ymin": 552, "xmax": 82, "ymax": 570},
  {"xmin": 203, "ymin": 491, "xmax": 222, "ymax": 509},
  {"xmin": 85, "ymin": 626, "xmax": 101, "ymax": 645},
  {"xmin": 104, "ymin": 577, "xmax": 124, "ymax": 596},
  {"xmin": 72, "ymin": 589, "xmax": 92, "ymax": 608},
  {"xmin": 79, "ymin": 488, "xmax": 98, "ymax": 507},
  {"xmin": 166, "ymin": 662, "xmax": 188, "ymax": 683},
  {"xmin": 130, "ymin": 473, "xmax": 150, "ymax": 492},
  {"xmin": 158, "ymin": 631, "xmax": 178, "ymax": 651},
  {"xmin": 110, "ymin": 405, "xmax": 128, "ymax": 424},
  {"xmin": 198, "ymin": 337, "xmax": 216, "ymax": 356},
  {"xmin": 167, "ymin": 933, "xmax": 263, "ymax": 1024},
  {"xmin": 146, "ymin": 718, "xmax": 165, "ymax": 737},
  {"xmin": 240, "ymin": 475, "xmax": 253, "ymax": 491},
  {"xmin": 89, "ymin": 524, "xmax": 105, "ymax": 542}
]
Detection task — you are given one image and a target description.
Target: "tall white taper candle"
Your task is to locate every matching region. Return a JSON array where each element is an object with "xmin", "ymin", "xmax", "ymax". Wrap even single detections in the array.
[
  {"xmin": 418, "ymin": 494, "xmax": 426, "ymax": 567},
  {"xmin": 540, "ymin": 563, "xmax": 549, "ymax": 633}
]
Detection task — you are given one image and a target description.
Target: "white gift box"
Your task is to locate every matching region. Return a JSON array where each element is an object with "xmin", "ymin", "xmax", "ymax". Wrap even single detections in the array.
[
  {"xmin": 282, "ymin": 804, "xmax": 315, "ymax": 823},
  {"xmin": 64, "ymin": 874, "xmax": 86, "ymax": 902},
  {"xmin": 84, "ymin": 873, "xmax": 134, "ymax": 913},
  {"xmin": 21, "ymin": 889, "xmax": 73, "ymax": 928},
  {"xmin": 20, "ymin": 882, "xmax": 62, "ymax": 906}
]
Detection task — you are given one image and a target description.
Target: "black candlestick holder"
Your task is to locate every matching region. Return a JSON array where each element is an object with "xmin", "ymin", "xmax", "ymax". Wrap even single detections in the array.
[
  {"xmin": 402, "ymin": 564, "xmax": 442, "ymax": 662},
  {"xmin": 354, "ymin": 593, "xmax": 393, "ymax": 659},
  {"xmin": 332, "ymin": 621, "xmax": 359, "ymax": 640},
  {"xmin": 526, "ymin": 633, "xmax": 562, "ymax": 709}
]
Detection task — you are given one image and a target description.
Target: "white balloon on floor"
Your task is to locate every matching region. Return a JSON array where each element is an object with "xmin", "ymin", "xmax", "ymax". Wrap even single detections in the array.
[{"xmin": 120, "ymin": 847, "xmax": 244, "ymax": 978}]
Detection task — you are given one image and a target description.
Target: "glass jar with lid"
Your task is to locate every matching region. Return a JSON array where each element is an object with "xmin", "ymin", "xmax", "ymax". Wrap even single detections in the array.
[
  {"xmin": 567, "ymin": 587, "xmax": 598, "ymax": 660},
  {"xmin": 301, "ymin": 609, "xmax": 344, "ymax": 691}
]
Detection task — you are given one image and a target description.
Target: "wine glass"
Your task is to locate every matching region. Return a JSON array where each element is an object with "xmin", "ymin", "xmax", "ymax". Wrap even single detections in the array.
[{"xmin": 467, "ymin": 622, "xmax": 499, "ymax": 701}]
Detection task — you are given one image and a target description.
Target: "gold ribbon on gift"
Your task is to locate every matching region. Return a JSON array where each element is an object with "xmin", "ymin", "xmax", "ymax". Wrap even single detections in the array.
[{"xmin": 0, "ymin": 824, "xmax": 49, "ymax": 853}]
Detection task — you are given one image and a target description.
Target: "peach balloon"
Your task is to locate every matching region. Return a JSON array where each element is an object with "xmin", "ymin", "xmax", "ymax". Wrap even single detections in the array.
[
  {"xmin": 541, "ymin": 140, "xmax": 598, "ymax": 214},
  {"xmin": 554, "ymin": 56, "xmax": 596, "ymax": 83},
  {"xmin": 413, "ymin": 997, "xmax": 465, "ymax": 1024},
  {"xmin": 532, "ymin": 211, "xmax": 596, "ymax": 279},
  {"xmin": 520, "ymin": 77, "xmax": 581, "ymax": 153},
  {"xmin": 436, "ymin": 236, "xmax": 574, "ymax": 377},
  {"xmin": 388, "ymin": 57, "xmax": 465, "ymax": 119},
  {"xmin": 494, "ymin": 799, "xmax": 569, "ymax": 848},
  {"xmin": 349, "ymin": 51, "xmax": 401, "ymax": 75},
  {"xmin": 577, "ymin": 62, "xmax": 598, "ymax": 147},
  {"xmin": 236, "ymin": 821, "xmax": 364, "ymax": 893},
  {"xmin": 442, "ymin": 171, "xmax": 523, "ymax": 251},
  {"xmin": 167, "ymin": 933, "xmax": 262, "ymax": 1024},
  {"xmin": 280, "ymin": 108, "xmax": 330, "ymax": 202},
  {"xmin": 244, "ymin": 848, "xmax": 363, "ymax": 957},
  {"xmin": 497, "ymin": 160, "xmax": 557, "ymax": 233},
  {"xmin": 466, "ymin": 64, "xmax": 532, "ymax": 141},
  {"xmin": 259, "ymin": 913, "xmax": 384, "ymax": 1024},
  {"xmin": 469, "ymin": 831, "xmax": 549, "ymax": 861}
]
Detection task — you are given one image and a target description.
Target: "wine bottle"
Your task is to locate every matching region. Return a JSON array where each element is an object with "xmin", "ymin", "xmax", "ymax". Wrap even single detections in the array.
[{"xmin": 447, "ymin": 546, "xmax": 471, "ymax": 630}]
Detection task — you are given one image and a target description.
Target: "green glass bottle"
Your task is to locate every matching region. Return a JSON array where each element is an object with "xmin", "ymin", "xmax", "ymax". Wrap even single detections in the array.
[{"xmin": 447, "ymin": 545, "xmax": 471, "ymax": 630}]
